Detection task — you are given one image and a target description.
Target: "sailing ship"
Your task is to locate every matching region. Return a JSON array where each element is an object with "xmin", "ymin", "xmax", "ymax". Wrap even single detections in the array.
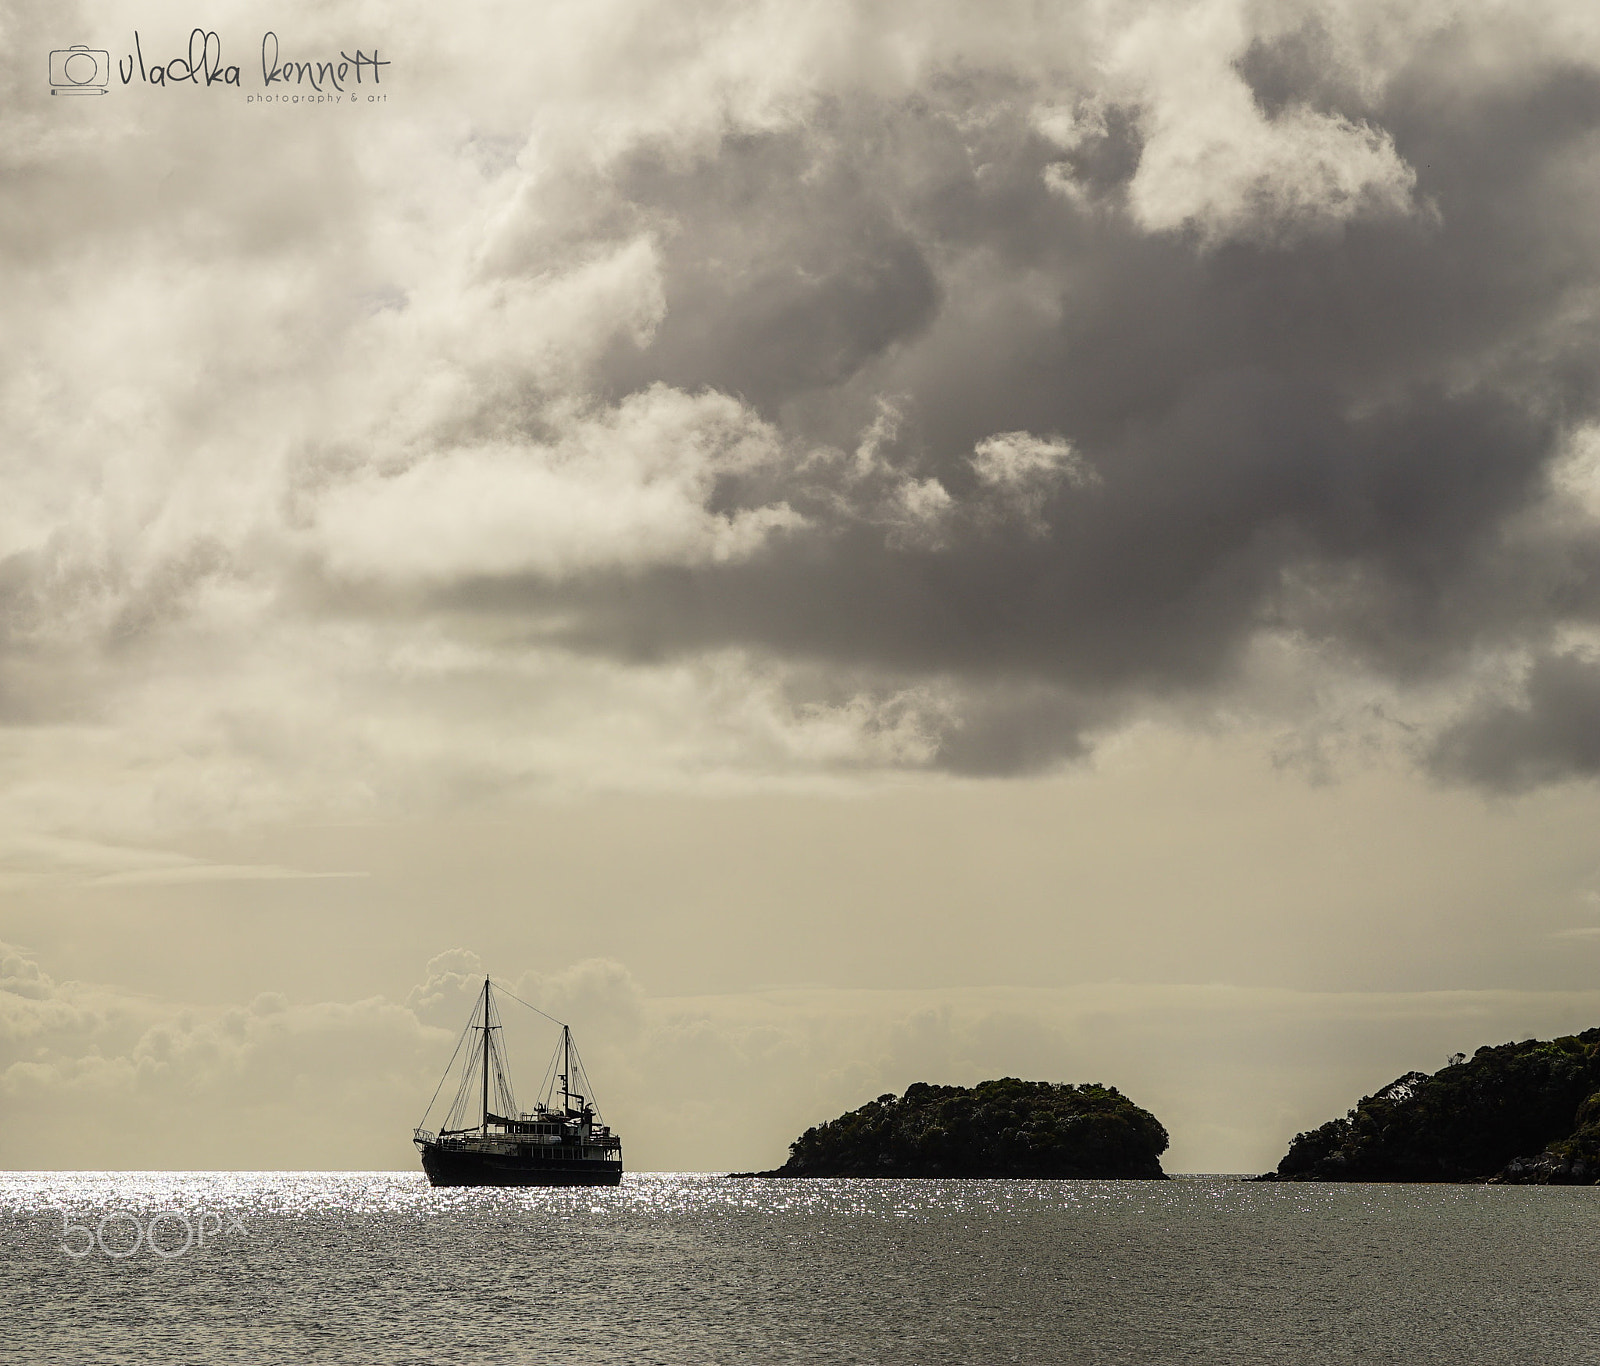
[{"xmin": 413, "ymin": 977, "xmax": 623, "ymax": 1187}]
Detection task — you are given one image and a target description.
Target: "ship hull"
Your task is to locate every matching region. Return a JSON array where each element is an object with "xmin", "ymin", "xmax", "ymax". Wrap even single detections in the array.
[{"xmin": 419, "ymin": 1142, "xmax": 623, "ymax": 1188}]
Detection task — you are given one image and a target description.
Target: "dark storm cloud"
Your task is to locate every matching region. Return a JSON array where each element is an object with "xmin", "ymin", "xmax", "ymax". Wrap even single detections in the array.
[
  {"xmin": 932, "ymin": 685, "xmax": 1104, "ymax": 777},
  {"xmin": 1234, "ymin": 17, "xmax": 1372, "ymax": 123},
  {"xmin": 600, "ymin": 122, "xmax": 944, "ymax": 415},
  {"xmin": 443, "ymin": 30, "xmax": 1600, "ymax": 781},
  {"xmin": 1429, "ymin": 651, "xmax": 1600, "ymax": 790}
]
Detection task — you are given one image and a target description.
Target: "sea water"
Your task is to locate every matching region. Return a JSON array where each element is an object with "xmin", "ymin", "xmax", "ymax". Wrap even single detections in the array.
[{"xmin": 3, "ymin": 1171, "xmax": 1596, "ymax": 1364}]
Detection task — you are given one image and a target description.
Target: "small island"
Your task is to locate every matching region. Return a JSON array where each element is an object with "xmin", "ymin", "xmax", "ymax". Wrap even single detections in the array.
[
  {"xmin": 734, "ymin": 1078, "xmax": 1170, "ymax": 1179},
  {"xmin": 1258, "ymin": 1028, "xmax": 1600, "ymax": 1184}
]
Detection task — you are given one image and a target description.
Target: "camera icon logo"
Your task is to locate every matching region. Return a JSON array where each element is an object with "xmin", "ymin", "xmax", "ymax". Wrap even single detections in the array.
[{"xmin": 49, "ymin": 46, "xmax": 110, "ymax": 96}]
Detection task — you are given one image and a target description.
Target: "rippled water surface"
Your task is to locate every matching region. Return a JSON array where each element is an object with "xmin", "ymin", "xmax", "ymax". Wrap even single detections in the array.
[{"xmin": 4, "ymin": 1171, "xmax": 1598, "ymax": 1363}]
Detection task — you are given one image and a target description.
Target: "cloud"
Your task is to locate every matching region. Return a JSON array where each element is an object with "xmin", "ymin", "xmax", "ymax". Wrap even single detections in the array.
[
  {"xmin": 309, "ymin": 386, "xmax": 803, "ymax": 583},
  {"xmin": 0, "ymin": 942, "xmax": 55, "ymax": 1003},
  {"xmin": 1112, "ymin": 2, "xmax": 1422, "ymax": 246},
  {"xmin": 81, "ymin": 864, "xmax": 365, "ymax": 887},
  {"xmin": 969, "ymin": 431, "xmax": 1098, "ymax": 537},
  {"xmin": 1428, "ymin": 649, "xmax": 1600, "ymax": 790},
  {"xmin": 0, "ymin": 832, "xmax": 360, "ymax": 888},
  {"xmin": 14, "ymin": 935, "xmax": 1600, "ymax": 1171},
  {"xmin": 405, "ymin": 949, "xmax": 487, "ymax": 1027},
  {"xmin": 508, "ymin": 958, "xmax": 647, "ymax": 1037},
  {"xmin": 0, "ymin": 939, "xmax": 453, "ymax": 1167},
  {"xmin": 5, "ymin": 0, "xmax": 1600, "ymax": 834}
]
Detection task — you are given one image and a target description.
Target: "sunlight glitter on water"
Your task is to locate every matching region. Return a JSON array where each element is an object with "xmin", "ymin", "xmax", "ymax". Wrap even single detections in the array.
[{"xmin": 6, "ymin": 1172, "xmax": 1600, "ymax": 1364}]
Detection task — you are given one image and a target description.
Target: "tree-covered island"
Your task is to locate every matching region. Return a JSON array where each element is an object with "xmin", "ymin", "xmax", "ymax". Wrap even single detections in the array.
[
  {"xmin": 1259, "ymin": 1029, "xmax": 1600, "ymax": 1183},
  {"xmin": 734, "ymin": 1078, "xmax": 1170, "ymax": 1179}
]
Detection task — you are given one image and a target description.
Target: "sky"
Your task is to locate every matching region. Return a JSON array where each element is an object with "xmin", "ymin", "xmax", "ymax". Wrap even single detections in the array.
[{"xmin": 7, "ymin": 0, "xmax": 1600, "ymax": 1174}]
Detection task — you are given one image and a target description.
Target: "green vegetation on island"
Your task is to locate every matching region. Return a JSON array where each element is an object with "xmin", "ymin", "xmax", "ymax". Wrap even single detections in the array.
[
  {"xmin": 1261, "ymin": 1028, "xmax": 1600, "ymax": 1184},
  {"xmin": 740, "ymin": 1078, "xmax": 1170, "ymax": 1179}
]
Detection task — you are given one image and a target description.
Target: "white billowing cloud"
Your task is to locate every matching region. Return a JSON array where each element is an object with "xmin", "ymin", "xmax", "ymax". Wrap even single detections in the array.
[
  {"xmin": 312, "ymin": 386, "xmax": 803, "ymax": 583},
  {"xmin": 1550, "ymin": 423, "xmax": 1600, "ymax": 520},
  {"xmin": 798, "ymin": 420, "xmax": 1099, "ymax": 552},
  {"xmin": 1108, "ymin": 2, "xmax": 1420, "ymax": 245},
  {"xmin": 0, "ymin": 942, "xmax": 54, "ymax": 1003},
  {"xmin": 833, "ymin": 400, "xmax": 954, "ymax": 546},
  {"xmin": 506, "ymin": 958, "xmax": 648, "ymax": 1042},
  {"xmin": 971, "ymin": 432, "xmax": 1093, "ymax": 489},
  {"xmin": 885, "ymin": 476, "xmax": 955, "ymax": 544},
  {"xmin": 1031, "ymin": 99, "xmax": 1108, "ymax": 155},
  {"xmin": 338, "ymin": 232, "xmax": 671, "ymax": 456},
  {"xmin": 0, "ymin": 940, "xmax": 454, "ymax": 1167},
  {"xmin": 970, "ymin": 431, "xmax": 1097, "ymax": 536},
  {"xmin": 405, "ymin": 949, "xmax": 489, "ymax": 1028},
  {"xmin": 1129, "ymin": 100, "xmax": 1419, "ymax": 246}
]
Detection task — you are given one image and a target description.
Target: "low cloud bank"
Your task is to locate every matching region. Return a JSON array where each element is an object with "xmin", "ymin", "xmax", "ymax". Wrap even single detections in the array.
[{"xmin": 8, "ymin": 943, "xmax": 1600, "ymax": 1173}]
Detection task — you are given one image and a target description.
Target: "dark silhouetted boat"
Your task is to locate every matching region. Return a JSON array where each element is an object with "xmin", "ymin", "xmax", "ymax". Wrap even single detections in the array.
[{"xmin": 413, "ymin": 977, "xmax": 623, "ymax": 1187}]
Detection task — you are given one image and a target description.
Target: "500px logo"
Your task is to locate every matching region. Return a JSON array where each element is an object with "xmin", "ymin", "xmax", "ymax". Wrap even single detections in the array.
[{"xmin": 50, "ymin": 1207, "xmax": 248, "ymax": 1260}]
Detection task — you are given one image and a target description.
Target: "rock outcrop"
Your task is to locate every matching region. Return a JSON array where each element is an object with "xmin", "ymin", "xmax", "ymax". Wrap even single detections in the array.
[{"xmin": 738, "ymin": 1078, "xmax": 1170, "ymax": 1179}]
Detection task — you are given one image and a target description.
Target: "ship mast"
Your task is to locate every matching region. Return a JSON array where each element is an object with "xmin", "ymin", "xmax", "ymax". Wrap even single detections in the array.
[
  {"xmin": 562, "ymin": 1023, "xmax": 571, "ymax": 1115},
  {"xmin": 481, "ymin": 976, "xmax": 492, "ymax": 1135}
]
